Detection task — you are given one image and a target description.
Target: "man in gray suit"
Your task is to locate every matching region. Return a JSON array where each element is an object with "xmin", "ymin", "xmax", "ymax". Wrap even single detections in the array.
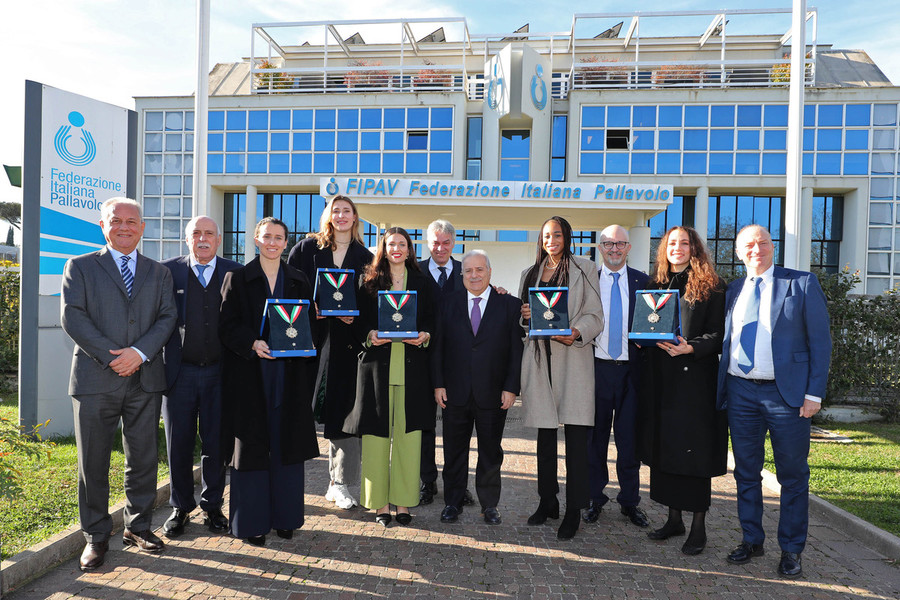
[{"xmin": 61, "ymin": 197, "xmax": 177, "ymax": 571}]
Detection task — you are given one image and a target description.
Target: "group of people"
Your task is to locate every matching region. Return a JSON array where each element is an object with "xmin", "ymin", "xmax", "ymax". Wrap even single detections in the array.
[{"xmin": 61, "ymin": 195, "xmax": 830, "ymax": 580}]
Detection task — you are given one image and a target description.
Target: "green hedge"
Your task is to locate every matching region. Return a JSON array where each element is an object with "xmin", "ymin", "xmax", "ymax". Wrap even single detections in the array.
[{"xmin": 0, "ymin": 263, "xmax": 18, "ymax": 384}]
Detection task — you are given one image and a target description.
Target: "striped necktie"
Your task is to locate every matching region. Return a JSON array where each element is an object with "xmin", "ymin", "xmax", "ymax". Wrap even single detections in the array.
[{"xmin": 120, "ymin": 255, "xmax": 134, "ymax": 298}]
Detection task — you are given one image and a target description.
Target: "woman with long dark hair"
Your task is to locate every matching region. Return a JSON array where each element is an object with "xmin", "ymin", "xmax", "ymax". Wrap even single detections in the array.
[
  {"xmin": 518, "ymin": 216, "xmax": 604, "ymax": 540},
  {"xmin": 637, "ymin": 225, "xmax": 727, "ymax": 556}
]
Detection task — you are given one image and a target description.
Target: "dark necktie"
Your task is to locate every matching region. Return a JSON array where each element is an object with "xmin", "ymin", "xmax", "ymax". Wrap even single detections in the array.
[
  {"xmin": 119, "ymin": 255, "xmax": 133, "ymax": 298},
  {"xmin": 437, "ymin": 266, "xmax": 448, "ymax": 288},
  {"xmin": 738, "ymin": 277, "xmax": 762, "ymax": 374},
  {"xmin": 471, "ymin": 297, "xmax": 482, "ymax": 335},
  {"xmin": 608, "ymin": 272, "xmax": 622, "ymax": 359},
  {"xmin": 196, "ymin": 264, "xmax": 209, "ymax": 288}
]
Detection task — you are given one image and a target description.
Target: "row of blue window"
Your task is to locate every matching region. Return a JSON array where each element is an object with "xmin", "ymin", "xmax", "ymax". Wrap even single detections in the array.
[
  {"xmin": 580, "ymin": 152, "xmax": 871, "ymax": 176},
  {"xmin": 206, "ymin": 152, "xmax": 452, "ymax": 175},
  {"xmin": 204, "ymin": 130, "xmax": 452, "ymax": 153},
  {"xmin": 580, "ymin": 128, "xmax": 878, "ymax": 152}
]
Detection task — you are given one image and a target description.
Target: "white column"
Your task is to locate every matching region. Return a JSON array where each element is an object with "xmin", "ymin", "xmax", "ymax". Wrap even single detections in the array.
[
  {"xmin": 798, "ymin": 186, "xmax": 813, "ymax": 271},
  {"xmin": 628, "ymin": 224, "xmax": 651, "ymax": 272},
  {"xmin": 192, "ymin": 0, "xmax": 210, "ymax": 216},
  {"xmin": 783, "ymin": 0, "xmax": 807, "ymax": 270},
  {"xmin": 244, "ymin": 184, "xmax": 257, "ymax": 264},
  {"xmin": 694, "ymin": 186, "xmax": 709, "ymax": 242}
]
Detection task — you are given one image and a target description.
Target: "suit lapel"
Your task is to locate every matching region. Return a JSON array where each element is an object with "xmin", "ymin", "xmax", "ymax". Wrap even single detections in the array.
[
  {"xmin": 97, "ymin": 248, "xmax": 130, "ymax": 299},
  {"xmin": 131, "ymin": 253, "xmax": 151, "ymax": 298},
  {"xmin": 770, "ymin": 267, "xmax": 790, "ymax": 329},
  {"xmin": 723, "ymin": 277, "xmax": 744, "ymax": 351}
]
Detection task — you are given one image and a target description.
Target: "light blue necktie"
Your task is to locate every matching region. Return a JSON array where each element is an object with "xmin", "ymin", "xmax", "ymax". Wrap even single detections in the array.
[
  {"xmin": 608, "ymin": 272, "xmax": 622, "ymax": 360},
  {"xmin": 737, "ymin": 277, "xmax": 762, "ymax": 374},
  {"xmin": 119, "ymin": 255, "xmax": 133, "ymax": 298},
  {"xmin": 196, "ymin": 264, "xmax": 209, "ymax": 288}
]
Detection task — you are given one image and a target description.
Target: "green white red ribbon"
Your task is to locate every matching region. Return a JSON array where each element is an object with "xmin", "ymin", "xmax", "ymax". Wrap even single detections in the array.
[
  {"xmin": 273, "ymin": 304, "xmax": 301, "ymax": 324},
  {"xmin": 535, "ymin": 291, "xmax": 562, "ymax": 310},
  {"xmin": 324, "ymin": 272, "xmax": 348, "ymax": 290},
  {"xmin": 641, "ymin": 293, "xmax": 672, "ymax": 311},
  {"xmin": 385, "ymin": 293, "xmax": 411, "ymax": 311}
]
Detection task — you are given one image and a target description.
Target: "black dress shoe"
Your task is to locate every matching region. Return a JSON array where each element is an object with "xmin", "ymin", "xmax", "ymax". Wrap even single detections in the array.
[
  {"xmin": 123, "ymin": 529, "xmax": 165, "ymax": 553},
  {"xmin": 681, "ymin": 536, "xmax": 707, "ymax": 555},
  {"xmin": 582, "ymin": 499, "xmax": 602, "ymax": 523},
  {"xmin": 375, "ymin": 512, "xmax": 392, "ymax": 527},
  {"xmin": 440, "ymin": 505, "xmax": 461, "ymax": 523},
  {"xmin": 79, "ymin": 541, "xmax": 109, "ymax": 571},
  {"xmin": 647, "ymin": 521, "xmax": 686, "ymax": 540},
  {"xmin": 527, "ymin": 498, "xmax": 560, "ymax": 525},
  {"xmin": 621, "ymin": 505, "xmax": 650, "ymax": 528},
  {"xmin": 204, "ymin": 508, "xmax": 229, "ymax": 533},
  {"xmin": 778, "ymin": 551, "xmax": 802, "ymax": 578},
  {"xmin": 462, "ymin": 489, "xmax": 475, "ymax": 506},
  {"xmin": 395, "ymin": 512, "xmax": 413, "ymax": 526},
  {"xmin": 482, "ymin": 507, "xmax": 501, "ymax": 525},
  {"xmin": 419, "ymin": 481, "xmax": 438, "ymax": 505},
  {"xmin": 557, "ymin": 509, "xmax": 581, "ymax": 540},
  {"xmin": 726, "ymin": 541, "xmax": 765, "ymax": 564},
  {"xmin": 276, "ymin": 529, "xmax": 293, "ymax": 539},
  {"xmin": 163, "ymin": 508, "xmax": 190, "ymax": 538},
  {"xmin": 245, "ymin": 535, "xmax": 266, "ymax": 546}
]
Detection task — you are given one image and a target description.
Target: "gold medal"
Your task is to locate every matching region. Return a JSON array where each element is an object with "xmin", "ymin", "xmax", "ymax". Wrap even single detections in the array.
[
  {"xmin": 333, "ymin": 291, "xmax": 344, "ymax": 301},
  {"xmin": 543, "ymin": 309, "xmax": 554, "ymax": 320},
  {"xmin": 392, "ymin": 312, "xmax": 403, "ymax": 323},
  {"xmin": 286, "ymin": 327, "xmax": 298, "ymax": 338},
  {"xmin": 647, "ymin": 312, "xmax": 660, "ymax": 324}
]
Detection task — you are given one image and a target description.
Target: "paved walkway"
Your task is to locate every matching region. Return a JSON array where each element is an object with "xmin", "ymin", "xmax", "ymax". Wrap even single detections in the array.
[{"xmin": 7, "ymin": 408, "xmax": 900, "ymax": 600}]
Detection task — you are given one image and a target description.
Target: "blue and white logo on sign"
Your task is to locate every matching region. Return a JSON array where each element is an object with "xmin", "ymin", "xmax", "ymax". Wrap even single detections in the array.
[
  {"xmin": 486, "ymin": 62, "xmax": 505, "ymax": 111},
  {"xmin": 531, "ymin": 64, "xmax": 547, "ymax": 111},
  {"xmin": 54, "ymin": 111, "xmax": 96, "ymax": 166}
]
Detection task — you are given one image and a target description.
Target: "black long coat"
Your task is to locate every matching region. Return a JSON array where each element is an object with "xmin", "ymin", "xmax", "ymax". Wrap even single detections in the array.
[
  {"xmin": 637, "ymin": 268, "xmax": 728, "ymax": 478},
  {"xmin": 219, "ymin": 257, "xmax": 320, "ymax": 471},
  {"xmin": 287, "ymin": 237, "xmax": 374, "ymax": 439},
  {"xmin": 343, "ymin": 267, "xmax": 436, "ymax": 437}
]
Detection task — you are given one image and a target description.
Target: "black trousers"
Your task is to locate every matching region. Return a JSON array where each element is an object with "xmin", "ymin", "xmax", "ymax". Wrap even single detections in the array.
[
  {"xmin": 420, "ymin": 428, "xmax": 438, "ymax": 485},
  {"xmin": 536, "ymin": 424, "xmax": 589, "ymax": 510}
]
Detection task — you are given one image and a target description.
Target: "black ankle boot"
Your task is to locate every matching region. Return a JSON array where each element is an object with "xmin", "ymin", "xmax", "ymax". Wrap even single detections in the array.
[
  {"xmin": 681, "ymin": 512, "xmax": 707, "ymax": 555},
  {"xmin": 527, "ymin": 497, "xmax": 560, "ymax": 525},
  {"xmin": 557, "ymin": 509, "xmax": 580, "ymax": 540}
]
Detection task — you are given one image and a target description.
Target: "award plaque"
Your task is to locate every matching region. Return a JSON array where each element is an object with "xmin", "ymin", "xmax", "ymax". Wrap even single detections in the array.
[
  {"xmin": 314, "ymin": 268, "xmax": 359, "ymax": 316},
  {"xmin": 377, "ymin": 290, "xmax": 418, "ymax": 339},
  {"xmin": 260, "ymin": 299, "xmax": 317, "ymax": 357},
  {"xmin": 528, "ymin": 287, "xmax": 572, "ymax": 337},
  {"xmin": 628, "ymin": 289, "xmax": 682, "ymax": 344}
]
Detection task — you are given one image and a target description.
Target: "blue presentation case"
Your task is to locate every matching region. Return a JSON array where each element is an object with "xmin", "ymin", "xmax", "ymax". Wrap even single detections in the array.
[
  {"xmin": 528, "ymin": 286, "xmax": 572, "ymax": 337},
  {"xmin": 314, "ymin": 268, "xmax": 359, "ymax": 316},
  {"xmin": 377, "ymin": 290, "xmax": 419, "ymax": 339},
  {"xmin": 260, "ymin": 298, "xmax": 317, "ymax": 357},
  {"xmin": 628, "ymin": 289, "xmax": 682, "ymax": 345}
]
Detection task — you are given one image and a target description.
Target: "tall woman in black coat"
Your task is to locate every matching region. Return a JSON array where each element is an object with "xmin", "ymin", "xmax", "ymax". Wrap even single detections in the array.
[
  {"xmin": 220, "ymin": 217, "xmax": 319, "ymax": 546},
  {"xmin": 637, "ymin": 226, "xmax": 727, "ymax": 556},
  {"xmin": 288, "ymin": 195, "xmax": 373, "ymax": 511}
]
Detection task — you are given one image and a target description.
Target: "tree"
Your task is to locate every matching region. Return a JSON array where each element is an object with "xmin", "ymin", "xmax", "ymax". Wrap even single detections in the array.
[{"xmin": 0, "ymin": 202, "xmax": 21, "ymax": 231}]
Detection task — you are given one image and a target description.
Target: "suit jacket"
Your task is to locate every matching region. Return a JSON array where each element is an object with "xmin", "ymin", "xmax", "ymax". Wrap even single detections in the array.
[
  {"xmin": 61, "ymin": 246, "xmax": 177, "ymax": 396},
  {"xmin": 418, "ymin": 256, "xmax": 463, "ymax": 301},
  {"xmin": 716, "ymin": 266, "xmax": 832, "ymax": 409},
  {"xmin": 621, "ymin": 266, "xmax": 650, "ymax": 369},
  {"xmin": 431, "ymin": 287, "xmax": 524, "ymax": 409},
  {"xmin": 161, "ymin": 255, "xmax": 242, "ymax": 391}
]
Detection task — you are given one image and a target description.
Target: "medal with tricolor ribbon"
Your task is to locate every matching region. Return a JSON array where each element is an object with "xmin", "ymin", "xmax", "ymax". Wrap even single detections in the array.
[
  {"xmin": 642, "ymin": 293, "xmax": 672, "ymax": 324},
  {"xmin": 324, "ymin": 272, "xmax": 348, "ymax": 301},
  {"xmin": 536, "ymin": 291, "xmax": 562, "ymax": 321},
  {"xmin": 274, "ymin": 304, "xmax": 302, "ymax": 338},
  {"xmin": 385, "ymin": 293, "xmax": 410, "ymax": 323}
]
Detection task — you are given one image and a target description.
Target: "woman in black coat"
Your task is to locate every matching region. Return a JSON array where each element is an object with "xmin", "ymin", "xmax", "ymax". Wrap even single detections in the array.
[
  {"xmin": 638, "ymin": 226, "xmax": 727, "ymax": 556},
  {"xmin": 220, "ymin": 217, "xmax": 319, "ymax": 546},
  {"xmin": 287, "ymin": 195, "xmax": 373, "ymax": 511}
]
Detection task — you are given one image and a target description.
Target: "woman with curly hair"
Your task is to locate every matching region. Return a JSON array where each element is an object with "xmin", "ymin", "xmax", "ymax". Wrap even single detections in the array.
[{"xmin": 637, "ymin": 226, "xmax": 727, "ymax": 556}]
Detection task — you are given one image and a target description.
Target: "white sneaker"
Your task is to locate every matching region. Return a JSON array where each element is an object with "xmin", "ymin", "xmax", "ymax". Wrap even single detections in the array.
[
  {"xmin": 329, "ymin": 483, "xmax": 358, "ymax": 510},
  {"xmin": 325, "ymin": 483, "xmax": 338, "ymax": 502}
]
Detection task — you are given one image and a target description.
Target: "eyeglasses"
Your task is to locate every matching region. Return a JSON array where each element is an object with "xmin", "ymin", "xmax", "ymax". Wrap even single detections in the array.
[{"xmin": 600, "ymin": 241, "xmax": 629, "ymax": 250}]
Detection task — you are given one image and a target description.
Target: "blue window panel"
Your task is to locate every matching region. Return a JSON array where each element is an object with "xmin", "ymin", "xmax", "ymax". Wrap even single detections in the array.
[
  {"xmin": 582, "ymin": 106, "xmax": 605, "ymax": 127},
  {"xmin": 270, "ymin": 132, "xmax": 289, "ymax": 152},
  {"xmin": 551, "ymin": 115, "xmax": 567, "ymax": 157},
  {"xmin": 144, "ymin": 155, "xmax": 162, "ymax": 174},
  {"xmin": 225, "ymin": 154, "xmax": 245, "ymax": 173},
  {"xmin": 408, "ymin": 108, "xmax": 429, "ymax": 129},
  {"xmin": 226, "ymin": 111, "xmax": 246, "ymax": 130},
  {"xmin": 762, "ymin": 153, "xmax": 786, "ymax": 175},
  {"xmin": 710, "ymin": 105, "xmax": 734, "ymax": 127},
  {"xmin": 633, "ymin": 106, "xmax": 656, "ymax": 127},
  {"xmin": 430, "ymin": 152, "xmax": 452, "ymax": 173},
  {"xmin": 207, "ymin": 154, "xmax": 223, "ymax": 173},
  {"xmin": 313, "ymin": 153, "xmax": 335, "ymax": 174},
  {"xmin": 337, "ymin": 131, "xmax": 358, "ymax": 151},
  {"xmin": 208, "ymin": 111, "xmax": 224, "ymax": 130},
  {"xmin": 631, "ymin": 154, "xmax": 654, "ymax": 174},
  {"xmin": 270, "ymin": 110, "xmax": 290, "ymax": 129},
  {"xmin": 498, "ymin": 230, "xmax": 528, "ymax": 242},
  {"xmin": 293, "ymin": 132, "xmax": 311, "ymax": 151},
  {"xmin": 406, "ymin": 153, "xmax": 428, "ymax": 173},
  {"xmin": 359, "ymin": 153, "xmax": 380, "ymax": 172},
  {"xmin": 737, "ymin": 105, "xmax": 762, "ymax": 127},
  {"xmin": 817, "ymin": 129, "xmax": 841, "ymax": 151},
  {"xmin": 737, "ymin": 130, "xmax": 760, "ymax": 150},
  {"xmin": 709, "ymin": 153, "xmax": 733, "ymax": 174},
  {"xmin": 248, "ymin": 154, "xmax": 268, "ymax": 173},
  {"xmin": 384, "ymin": 108, "xmax": 405, "ymax": 128},
  {"xmin": 657, "ymin": 153, "xmax": 680, "ymax": 174},
  {"xmin": 684, "ymin": 129, "xmax": 708, "ymax": 150},
  {"xmin": 658, "ymin": 106, "xmax": 682, "ymax": 127},
  {"xmin": 384, "ymin": 131, "xmax": 404, "ymax": 150},
  {"xmin": 407, "ymin": 133, "xmax": 428, "ymax": 150},
  {"xmin": 581, "ymin": 130, "xmax": 604, "ymax": 151},
  {"xmin": 874, "ymin": 104, "xmax": 898, "ymax": 126},
  {"xmin": 580, "ymin": 153, "xmax": 603, "ymax": 174},
  {"xmin": 431, "ymin": 107, "xmax": 453, "ymax": 128},
  {"xmin": 845, "ymin": 104, "xmax": 870, "ymax": 126},
  {"xmin": 360, "ymin": 108, "xmax": 382, "ymax": 129},
  {"xmin": 710, "ymin": 130, "xmax": 734, "ymax": 151},
  {"xmin": 764, "ymin": 104, "xmax": 788, "ymax": 127},
  {"xmin": 845, "ymin": 129, "xmax": 868, "ymax": 150},
  {"xmin": 844, "ymin": 153, "xmax": 868, "ymax": 175},
  {"xmin": 735, "ymin": 153, "xmax": 760, "ymax": 174},
  {"xmin": 165, "ymin": 134, "xmax": 182, "ymax": 152},
  {"xmin": 146, "ymin": 112, "xmax": 164, "ymax": 131},
  {"xmin": 248, "ymin": 110, "xmax": 268, "ymax": 130},
  {"xmin": 337, "ymin": 109, "xmax": 359, "ymax": 130},
  {"xmin": 632, "ymin": 130, "xmax": 654, "ymax": 150},
  {"xmin": 315, "ymin": 131, "xmax": 335, "ymax": 152},
  {"xmin": 501, "ymin": 158, "xmax": 530, "ymax": 181},
  {"xmin": 605, "ymin": 153, "xmax": 628, "ymax": 174},
  {"xmin": 816, "ymin": 153, "xmax": 840, "ymax": 175},
  {"xmin": 225, "ymin": 132, "xmax": 245, "ymax": 152},
  {"xmin": 248, "ymin": 132, "xmax": 267, "ymax": 152},
  {"xmin": 658, "ymin": 130, "xmax": 681, "ymax": 150},
  {"xmin": 607, "ymin": 106, "xmax": 630, "ymax": 127},
  {"xmin": 551, "ymin": 157, "xmax": 565, "ymax": 181},
  {"xmin": 270, "ymin": 154, "xmax": 289, "ymax": 173},
  {"xmin": 360, "ymin": 131, "xmax": 381, "ymax": 150},
  {"xmin": 803, "ymin": 129, "xmax": 815, "ymax": 151},
  {"xmin": 291, "ymin": 153, "xmax": 312, "ymax": 173},
  {"xmin": 763, "ymin": 130, "xmax": 786, "ymax": 150},
  {"xmin": 803, "ymin": 105, "xmax": 815, "ymax": 126},
  {"xmin": 207, "ymin": 133, "xmax": 223, "ymax": 152},
  {"xmin": 184, "ymin": 112, "xmax": 194, "ymax": 131},
  {"xmin": 315, "ymin": 109, "xmax": 336, "ymax": 129},
  {"xmin": 431, "ymin": 130, "xmax": 452, "ymax": 151},
  {"xmin": 818, "ymin": 105, "xmax": 843, "ymax": 126},
  {"xmin": 683, "ymin": 153, "xmax": 707, "ymax": 174},
  {"xmin": 684, "ymin": 105, "xmax": 708, "ymax": 127},
  {"xmin": 803, "ymin": 153, "xmax": 814, "ymax": 174},
  {"xmin": 292, "ymin": 109, "xmax": 313, "ymax": 129},
  {"xmin": 336, "ymin": 153, "xmax": 358, "ymax": 173},
  {"xmin": 383, "ymin": 153, "xmax": 404, "ymax": 173}
]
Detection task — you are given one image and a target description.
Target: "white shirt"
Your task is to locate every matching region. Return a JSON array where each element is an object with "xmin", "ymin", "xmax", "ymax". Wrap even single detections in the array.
[
  {"xmin": 428, "ymin": 258, "xmax": 452, "ymax": 284},
  {"xmin": 467, "ymin": 286, "xmax": 491, "ymax": 321},
  {"xmin": 594, "ymin": 265, "xmax": 629, "ymax": 361},
  {"xmin": 190, "ymin": 256, "xmax": 217, "ymax": 284},
  {"xmin": 728, "ymin": 265, "xmax": 775, "ymax": 380},
  {"xmin": 106, "ymin": 245, "xmax": 146, "ymax": 362}
]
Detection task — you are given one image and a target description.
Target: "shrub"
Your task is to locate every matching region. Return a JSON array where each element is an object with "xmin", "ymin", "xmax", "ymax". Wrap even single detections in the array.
[
  {"xmin": 0, "ymin": 415, "xmax": 53, "ymax": 500},
  {"xmin": 0, "ymin": 262, "xmax": 19, "ymax": 382}
]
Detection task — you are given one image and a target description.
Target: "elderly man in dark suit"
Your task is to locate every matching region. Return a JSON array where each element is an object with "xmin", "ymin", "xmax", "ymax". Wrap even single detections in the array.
[
  {"xmin": 432, "ymin": 250, "xmax": 523, "ymax": 524},
  {"xmin": 61, "ymin": 197, "xmax": 177, "ymax": 571},
  {"xmin": 584, "ymin": 225, "xmax": 650, "ymax": 528},
  {"xmin": 718, "ymin": 224, "xmax": 831, "ymax": 578},
  {"xmin": 160, "ymin": 216, "xmax": 241, "ymax": 538}
]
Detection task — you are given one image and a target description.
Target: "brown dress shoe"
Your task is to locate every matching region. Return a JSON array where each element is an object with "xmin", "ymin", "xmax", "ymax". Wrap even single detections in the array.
[
  {"xmin": 123, "ymin": 529, "xmax": 165, "ymax": 553},
  {"xmin": 80, "ymin": 541, "xmax": 109, "ymax": 571}
]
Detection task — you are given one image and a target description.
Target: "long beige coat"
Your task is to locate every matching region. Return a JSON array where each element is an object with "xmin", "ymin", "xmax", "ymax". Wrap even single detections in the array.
[{"xmin": 519, "ymin": 255, "xmax": 604, "ymax": 428}]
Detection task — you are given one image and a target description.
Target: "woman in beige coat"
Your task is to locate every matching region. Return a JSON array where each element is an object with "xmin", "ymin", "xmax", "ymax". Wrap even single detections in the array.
[{"xmin": 519, "ymin": 216, "xmax": 604, "ymax": 540}]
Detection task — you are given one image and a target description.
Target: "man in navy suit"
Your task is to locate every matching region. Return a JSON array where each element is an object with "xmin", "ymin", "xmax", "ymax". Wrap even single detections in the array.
[
  {"xmin": 584, "ymin": 225, "xmax": 650, "ymax": 528},
  {"xmin": 432, "ymin": 250, "xmax": 524, "ymax": 524},
  {"xmin": 160, "ymin": 216, "xmax": 241, "ymax": 538},
  {"xmin": 718, "ymin": 224, "xmax": 831, "ymax": 578}
]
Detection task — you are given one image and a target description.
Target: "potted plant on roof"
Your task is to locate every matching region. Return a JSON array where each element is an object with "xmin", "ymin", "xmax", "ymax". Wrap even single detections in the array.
[
  {"xmin": 580, "ymin": 55, "xmax": 629, "ymax": 86},
  {"xmin": 770, "ymin": 51, "xmax": 812, "ymax": 85},
  {"xmin": 255, "ymin": 58, "xmax": 292, "ymax": 92},
  {"xmin": 414, "ymin": 59, "xmax": 452, "ymax": 90},
  {"xmin": 652, "ymin": 64, "xmax": 703, "ymax": 85}
]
